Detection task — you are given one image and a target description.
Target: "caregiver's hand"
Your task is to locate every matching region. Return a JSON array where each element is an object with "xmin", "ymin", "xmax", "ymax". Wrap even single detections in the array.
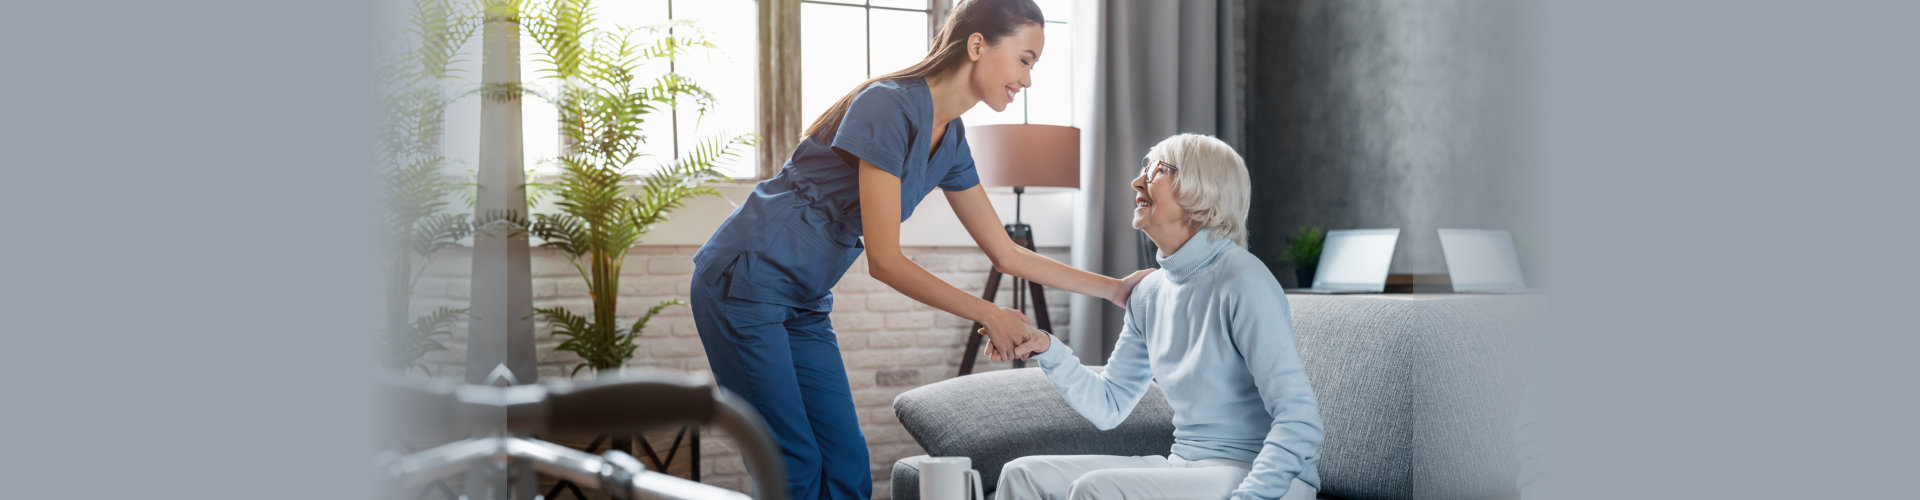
[
  {"xmin": 1109, "ymin": 268, "xmax": 1157, "ymax": 309},
  {"xmin": 978, "ymin": 325, "xmax": 1053, "ymax": 361},
  {"xmin": 978, "ymin": 307, "xmax": 1037, "ymax": 361}
]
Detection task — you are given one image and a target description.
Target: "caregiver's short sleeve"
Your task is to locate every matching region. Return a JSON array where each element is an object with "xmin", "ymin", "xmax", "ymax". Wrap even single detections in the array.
[
  {"xmin": 939, "ymin": 133, "xmax": 981, "ymax": 191},
  {"xmin": 830, "ymin": 85, "xmax": 913, "ymax": 179}
]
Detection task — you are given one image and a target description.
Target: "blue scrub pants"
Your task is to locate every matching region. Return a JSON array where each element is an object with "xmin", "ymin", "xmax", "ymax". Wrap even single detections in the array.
[{"xmin": 692, "ymin": 264, "xmax": 871, "ymax": 500}]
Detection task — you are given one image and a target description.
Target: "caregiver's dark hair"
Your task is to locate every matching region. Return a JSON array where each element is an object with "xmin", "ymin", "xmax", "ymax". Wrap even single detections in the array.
[{"xmin": 802, "ymin": 0, "xmax": 1045, "ymax": 142}]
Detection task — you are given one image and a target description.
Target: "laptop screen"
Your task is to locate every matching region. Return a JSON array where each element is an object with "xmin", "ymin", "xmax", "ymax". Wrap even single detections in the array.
[
  {"xmin": 1438, "ymin": 229, "xmax": 1526, "ymax": 292},
  {"xmin": 1313, "ymin": 229, "xmax": 1400, "ymax": 291}
]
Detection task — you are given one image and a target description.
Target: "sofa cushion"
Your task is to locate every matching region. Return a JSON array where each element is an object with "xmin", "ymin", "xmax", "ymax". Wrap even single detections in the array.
[
  {"xmin": 1288, "ymin": 294, "xmax": 1537, "ymax": 500},
  {"xmin": 892, "ymin": 294, "xmax": 1538, "ymax": 500},
  {"xmin": 892, "ymin": 367, "xmax": 1176, "ymax": 497}
]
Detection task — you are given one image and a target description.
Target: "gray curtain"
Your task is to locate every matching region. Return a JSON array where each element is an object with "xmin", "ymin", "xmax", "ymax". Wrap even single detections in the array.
[
  {"xmin": 1241, "ymin": 1, "xmax": 1536, "ymax": 283},
  {"xmin": 1069, "ymin": 0, "xmax": 1245, "ymax": 362}
]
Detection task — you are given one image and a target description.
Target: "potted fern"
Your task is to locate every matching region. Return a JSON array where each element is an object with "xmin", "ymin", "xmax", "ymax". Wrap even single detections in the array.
[
  {"xmin": 521, "ymin": 0, "xmax": 755, "ymax": 378},
  {"xmin": 1283, "ymin": 225, "xmax": 1325, "ymax": 289},
  {"xmin": 376, "ymin": 0, "xmax": 480, "ymax": 375},
  {"xmin": 380, "ymin": 160, "xmax": 473, "ymax": 374}
]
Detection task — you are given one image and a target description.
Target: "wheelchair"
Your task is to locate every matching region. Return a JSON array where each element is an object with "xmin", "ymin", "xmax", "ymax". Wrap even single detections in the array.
[{"xmin": 375, "ymin": 369, "xmax": 784, "ymax": 500}]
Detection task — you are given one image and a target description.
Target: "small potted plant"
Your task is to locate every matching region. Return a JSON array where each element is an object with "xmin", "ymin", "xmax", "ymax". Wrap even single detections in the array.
[{"xmin": 1282, "ymin": 225, "xmax": 1325, "ymax": 288}]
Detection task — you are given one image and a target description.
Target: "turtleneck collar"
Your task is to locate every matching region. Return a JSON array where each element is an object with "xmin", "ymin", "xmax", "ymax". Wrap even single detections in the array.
[{"xmin": 1154, "ymin": 228, "xmax": 1232, "ymax": 284}]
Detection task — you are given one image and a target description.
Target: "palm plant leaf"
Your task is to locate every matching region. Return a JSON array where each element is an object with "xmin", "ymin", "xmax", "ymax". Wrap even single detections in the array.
[
  {"xmin": 533, "ymin": 305, "xmax": 605, "ymax": 377},
  {"xmin": 638, "ymin": 72, "xmax": 718, "ymax": 119},
  {"xmin": 526, "ymin": 0, "xmax": 597, "ymax": 81},
  {"xmin": 383, "ymin": 306, "xmax": 467, "ymax": 370},
  {"xmin": 407, "ymin": 0, "xmax": 481, "ymax": 83},
  {"xmin": 627, "ymin": 298, "xmax": 683, "ymax": 337},
  {"xmin": 633, "ymin": 133, "xmax": 752, "ymax": 232},
  {"xmin": 414, "ymin": 213, "xmax": 474, "ymax": 255},
  {"xmin": 526, "ymin": 212, "xmax": 587, "ymax": 257}
]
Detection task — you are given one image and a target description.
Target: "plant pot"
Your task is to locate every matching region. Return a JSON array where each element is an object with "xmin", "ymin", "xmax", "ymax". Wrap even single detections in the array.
[{"xmin": 1294, "ymin": 267, "xmax": 1316, "ymax": 289}]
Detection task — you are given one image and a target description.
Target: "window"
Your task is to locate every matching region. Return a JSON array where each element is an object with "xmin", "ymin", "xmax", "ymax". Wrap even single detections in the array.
[
  {"xmin": 800, "ymin": 1, "xmax": 933, "ymax": 125},
  {"xmin": 801, "ymin": 0, "xmax": 1077, "ymax": 131},
  {"xmin": 522, "ymin": 0, "xmax": 761, "ymax": 180},
  {"xmin": 445, "ymin": 0, "xmax": 1075, "ymax": 182}
]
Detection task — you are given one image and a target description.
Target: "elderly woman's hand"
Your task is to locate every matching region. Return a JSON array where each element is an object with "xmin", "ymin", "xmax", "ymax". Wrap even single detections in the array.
[
  {"xmin": 1011, "ymin": 333, "xmax": 1051, "ymax": 360},
  {"xmin": 1109, "ymin": 268, "xmax": 1157, "ymax": 309},
  {"xmin": 979, "ymin": 325, "xmax": 1053, "ymax": 361},
  {"xmin": 978, "ymin": 307, "xmax": 1036, "ymax": 361}
]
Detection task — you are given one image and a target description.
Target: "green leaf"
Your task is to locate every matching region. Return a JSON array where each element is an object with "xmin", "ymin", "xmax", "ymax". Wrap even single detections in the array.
[
  {"xmin": 1283, "ymin": 225, "xmax": 1325, "ymax": 267},
  {"xmin": 628, "ymin": 298, "xmax": 684, "ymax": 335}
]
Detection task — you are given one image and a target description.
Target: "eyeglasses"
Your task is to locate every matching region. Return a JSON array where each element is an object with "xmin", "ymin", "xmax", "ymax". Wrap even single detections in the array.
[{"xmin": 1140, "ymin": 160, "xmax": 1179, "ymax": 183}]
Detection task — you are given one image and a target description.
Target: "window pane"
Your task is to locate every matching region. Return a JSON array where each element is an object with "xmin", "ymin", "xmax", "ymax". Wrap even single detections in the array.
[
  {"xmin": 806, "ymin": 0, "xmax": 865, "ymax": 5},
  {"xmin": 1031, "ymin": 0, "xmax": 1072, "ymax": 22},
  {"xmin": 604, "ymin": 1, "xmax": 677, "ymax": 175},
  {"xmin": 1025, "ymin": 22, "xmax": 1072, "ymax": 126},
  {"xmin": 801, "ymin": 3, "xmax": 869, "ymax": 130},
  {"xmin": 521, "ymin": 29, "xmax": 565, "ymax": 175},
  {"xmin": 441, "ymin": 92, "xmax": 482, "ymax": 177},
  {"xmin": 672, "ymin": 0, "xmax": 760, "ymax": 178},
  {"xmin": 440, "ymin": 32, "xmax": 484, "ymax": 178},
  {"xmin": 869, "ymin": 0, "xmax": 929, "ymax": 9},
  {"xmin": 595, "ymin": 0, "xmax": 667, "ymax": 32},
  {"xmin": 520, "ymin": 79, "xmax": 562, "ymax": 175},
  {"xmin": 868, "ymin": 9, "xmax": 928, "ymax": 77}
]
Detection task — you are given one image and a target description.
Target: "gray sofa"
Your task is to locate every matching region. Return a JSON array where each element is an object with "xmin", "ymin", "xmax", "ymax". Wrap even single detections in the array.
[{"xmin": 891, "ymin": 294, "xmax": 1538, "ymax": 500}]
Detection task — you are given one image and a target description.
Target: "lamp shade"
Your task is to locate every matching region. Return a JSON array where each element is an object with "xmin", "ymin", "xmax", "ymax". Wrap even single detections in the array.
[{"xmin": 965, "ymin": 124, "xmax": 1080, "ymax": 191}]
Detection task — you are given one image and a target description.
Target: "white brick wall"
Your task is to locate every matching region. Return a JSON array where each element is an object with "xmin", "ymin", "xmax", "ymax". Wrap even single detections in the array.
[{"xmin": 413, "ymin": 244, "xmax": 1074, "ymax": 499}]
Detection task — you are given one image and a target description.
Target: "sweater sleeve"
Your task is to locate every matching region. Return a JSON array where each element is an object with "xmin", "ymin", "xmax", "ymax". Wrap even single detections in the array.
[
  {"xmin": 1029, "ymin": 312, "xmax": 1154, "ymax": 431},
  {"xmin": 1226, "ymin": 279, "xmax": 1325, "ymax": 500}
]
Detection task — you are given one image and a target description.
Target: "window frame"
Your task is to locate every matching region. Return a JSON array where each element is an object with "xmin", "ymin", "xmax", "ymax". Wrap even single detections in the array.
[
  {"xmin": 517, "ymin": 0, "xmax": 767, "ymax": 182},
  {"xmin": 758, "ymin": 0, "xmax": 953, "ymax": 181},
  {"xmin": 761, "ymin": 0, "xmax": 1072, "ymax": 181}
]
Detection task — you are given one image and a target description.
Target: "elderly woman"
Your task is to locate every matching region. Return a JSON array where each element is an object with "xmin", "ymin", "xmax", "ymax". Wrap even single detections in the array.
[{"xmin": 991, "ymin": 134, "xmax": 1323, "ymax": 500}]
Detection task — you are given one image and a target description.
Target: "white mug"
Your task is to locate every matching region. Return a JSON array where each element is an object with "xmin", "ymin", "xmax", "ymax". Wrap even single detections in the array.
[{"xmin": 919, "ymin": 456, "xmax": 984, "ymax": 500}]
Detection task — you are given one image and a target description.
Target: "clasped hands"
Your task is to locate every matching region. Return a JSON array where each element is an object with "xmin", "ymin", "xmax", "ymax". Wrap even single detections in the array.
[
  {"xmin": 976, "ymin": 308, "xmax": 1052, "ymax": 362},
  {"xmin": 975, "ymin": 269, "xmax": 1156, "ymax": 361}
]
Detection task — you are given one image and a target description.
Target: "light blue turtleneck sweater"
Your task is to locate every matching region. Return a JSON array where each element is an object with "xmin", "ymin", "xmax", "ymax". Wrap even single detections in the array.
[{"xmin": 1030, "ymin": 228, "xmax": 1323, "ymax": 500}]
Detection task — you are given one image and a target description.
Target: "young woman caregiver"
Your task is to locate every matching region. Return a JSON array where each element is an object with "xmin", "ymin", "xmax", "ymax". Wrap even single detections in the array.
[{"xmin": 690, "ymin": 1, "xmax": 1150, "ymax": 498}]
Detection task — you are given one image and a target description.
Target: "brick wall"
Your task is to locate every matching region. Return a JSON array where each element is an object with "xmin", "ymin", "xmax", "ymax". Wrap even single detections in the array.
[{"xmin": 413, "ymin": 244, "xmax": 1074, "ymax": 498}]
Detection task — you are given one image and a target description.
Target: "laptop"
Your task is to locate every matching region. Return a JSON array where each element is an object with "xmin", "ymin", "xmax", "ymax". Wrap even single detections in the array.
[
  {"xmin": 1289, "ymin": 228, "xmax": 1401, "ymax": 294},
  {"xmin": 1437, "ymin": 228, "xmax": 1529, "ymax": 293}
]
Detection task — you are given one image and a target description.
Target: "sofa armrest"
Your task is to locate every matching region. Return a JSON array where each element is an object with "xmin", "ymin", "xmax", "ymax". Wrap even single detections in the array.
[
  {"xmin": 891, "ymin": 455, "xmax": 927, "ymax": 500},
  {"xmin": 892, "ymin": 368, "xmax": 1175, "ymax": 497}
]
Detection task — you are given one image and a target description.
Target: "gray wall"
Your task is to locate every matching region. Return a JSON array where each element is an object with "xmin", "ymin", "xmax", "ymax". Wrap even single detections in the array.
[{"xmin": 1243, "ymin": 0, "xmax": 1538, "ymax": 285}]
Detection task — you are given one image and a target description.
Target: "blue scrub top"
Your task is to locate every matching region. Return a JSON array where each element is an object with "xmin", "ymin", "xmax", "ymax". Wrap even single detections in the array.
[{"xmin": 695, "ymin": 77, "xmax": 980, "ymax": 311}]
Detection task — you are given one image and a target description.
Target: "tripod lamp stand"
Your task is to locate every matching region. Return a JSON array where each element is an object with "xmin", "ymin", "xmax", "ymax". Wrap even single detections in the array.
[{"xmin": 956, "ymin": 124, "xmax": 1080, "ymax": 376}]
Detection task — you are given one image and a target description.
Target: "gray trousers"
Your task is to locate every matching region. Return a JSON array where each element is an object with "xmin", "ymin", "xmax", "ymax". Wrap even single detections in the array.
[{"xmin": 994, "ymin": 454, "xmax": 1317, "ymax": 500}]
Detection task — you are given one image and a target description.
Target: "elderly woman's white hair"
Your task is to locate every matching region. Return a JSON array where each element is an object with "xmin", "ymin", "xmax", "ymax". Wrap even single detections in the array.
[{"xmin": 1143, "ymin": 133, "xmax": 1251, "ymax": 247}]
